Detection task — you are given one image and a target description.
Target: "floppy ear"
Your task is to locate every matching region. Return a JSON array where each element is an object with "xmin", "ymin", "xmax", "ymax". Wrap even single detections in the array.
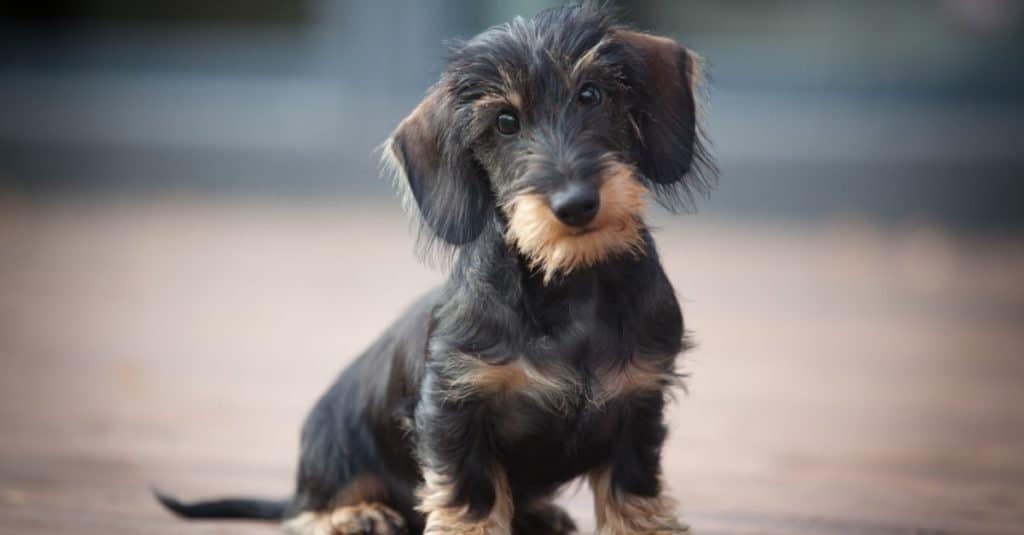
[
  {"xmin": 386, "ymin": 84, "xmax": 492, "ymax": 246},
  {"xmin": 617, "ymin": 30, "xmax": 712, "ymax": 194}
]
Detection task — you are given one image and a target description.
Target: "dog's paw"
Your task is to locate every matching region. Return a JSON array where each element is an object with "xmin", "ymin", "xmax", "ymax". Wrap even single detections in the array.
[
  {"xmin": 329, "ymin": 503, "xmax": 407, "ymax": 535},
  {"xmin": 640, "ymin": 520, "xmax": 693, "ymax": 535},
  {"xmin": 640, "ymin": 522, "xmax": 693, "ymax": 535},
  {"xmin": 594, "ymin": 518, "xmax": 691, "ymax": 535},
  {"xmin": 513, "ymin": 501, "xmax": 577, "ymax": 535}
]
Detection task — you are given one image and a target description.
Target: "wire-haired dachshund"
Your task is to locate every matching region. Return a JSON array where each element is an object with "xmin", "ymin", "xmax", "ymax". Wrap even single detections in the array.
[{"xmin": 156, "ymin": 3, "xmax": 714, "ymax": 534}]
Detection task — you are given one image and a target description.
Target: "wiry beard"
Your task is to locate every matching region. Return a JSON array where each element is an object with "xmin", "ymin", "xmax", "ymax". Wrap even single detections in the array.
[{"xmin": 503, "ymin": 161, "xmax": 649, "ymax": 283}]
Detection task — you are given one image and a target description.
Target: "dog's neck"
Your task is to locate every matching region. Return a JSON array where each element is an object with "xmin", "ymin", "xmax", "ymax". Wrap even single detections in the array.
[
  {"xmin": 452, "ymin": 219, "xmax": 658, "ymax": 311},
  {"xmin": 433, "ymin": 217, "xmax": 683, "ymax": 367}
]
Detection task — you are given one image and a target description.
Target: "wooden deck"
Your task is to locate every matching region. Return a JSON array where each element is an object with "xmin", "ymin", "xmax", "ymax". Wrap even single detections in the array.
[{"xmin": 1, "ymin": 197, "xmax": 1022, "ymax": 534}]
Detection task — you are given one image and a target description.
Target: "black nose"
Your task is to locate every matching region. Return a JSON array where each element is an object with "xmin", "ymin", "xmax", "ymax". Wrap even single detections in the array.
[{"xmin": 549, "ymin": 182, "xmax": 600, "ymax": 228}]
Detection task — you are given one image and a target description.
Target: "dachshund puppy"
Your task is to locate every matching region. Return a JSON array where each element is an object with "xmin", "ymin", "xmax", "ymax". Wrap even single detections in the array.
[{"xmin": 156, "ymin": 3, "xmax": 713, "ymax": 534}]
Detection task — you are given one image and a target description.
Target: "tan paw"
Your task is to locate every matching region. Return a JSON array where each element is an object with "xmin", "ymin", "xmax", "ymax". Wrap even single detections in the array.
[
  {"xmin": 329, "ymin": 502, "xmax": 407, "ymax": 535},
  {"xmin": 282, "ymin": 504, "xmax": 408, "ymax": 535}
]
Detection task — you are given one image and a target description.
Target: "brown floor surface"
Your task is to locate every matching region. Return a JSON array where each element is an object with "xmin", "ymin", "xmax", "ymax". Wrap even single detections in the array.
[{"xmin": 1, "ymin": 197, "xmax": 1022, "ymax": 534}]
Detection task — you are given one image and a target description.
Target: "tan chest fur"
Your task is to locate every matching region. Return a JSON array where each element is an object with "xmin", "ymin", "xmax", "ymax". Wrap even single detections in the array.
[{"xmin": 445, "ymin": 353, "xmax": 678, "ymax": 411}]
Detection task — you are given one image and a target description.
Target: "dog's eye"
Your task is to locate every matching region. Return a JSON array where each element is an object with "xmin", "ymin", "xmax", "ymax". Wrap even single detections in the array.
[
  {"xmin": 578, "ymin": 84, "xmax": 602, "ymax": 107},
  {"xmin": 496, "ymin": 111, "xmax": 520, "ymax": 135}
]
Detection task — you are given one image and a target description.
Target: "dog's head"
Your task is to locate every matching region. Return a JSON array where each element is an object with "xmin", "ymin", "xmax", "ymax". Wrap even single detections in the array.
[{"xmin": 385, "ymin": 4, "xmax": 713, "ymax": 281}]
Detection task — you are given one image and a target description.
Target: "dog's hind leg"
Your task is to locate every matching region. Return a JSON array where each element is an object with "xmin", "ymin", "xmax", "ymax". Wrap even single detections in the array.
[
  {"xmin": 284, "ymin": 471, "xmax": 411, "ymax": 535},
  {"xmin": 284, "ymin": 501, "xmax": 407, "ymax": 535}
]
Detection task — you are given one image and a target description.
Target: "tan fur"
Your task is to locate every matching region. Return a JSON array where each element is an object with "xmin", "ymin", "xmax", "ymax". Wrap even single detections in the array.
[
  {"xmin": 418, "ymin": 468, "xmax": 513, "ymax": 535},
  {"xmin": 589, "ymin": 467, "xmax": 689, "ymax": 535},
  {"xmin": 571, "ymin": 36, "xmax": 611, "ymax": 78},
  {"xmin": 283, "ymin": 475, "xmax": 398, "ymax": 535},
  {"xmin": 503, "ymin": 161, "xmax": 648, "ymax": 283},
  {"xmin": 284, "ymin": 511, "xmax": 335, "ymax": 535},
  {"xmin": 448, "ymin": 351, "xmax": 677, "ymax": 411},
  {"xmin": 283, "ymin": 502, "xmax": 406, "ymax": 535},
  {"xmin": 446, "ymin": 353, "xmax": 579, "ymax": 412},
  {"xmin": 476, "ymin": 92, "xmax": 522, "ymax": 112},
  {"xmin": 497, "ymin": 65, "xmax": 524, "ymax": 102},
  {"xmin": 545, "ymin": 47, "xmax": 574, "ymax": 87},
  {"xmin": 331, "ymin": 503, "xmax": 405, "ymax": 534},
  {"xmin": 593, "ymin": 359, "xmax": 680, "ymax": 406}
]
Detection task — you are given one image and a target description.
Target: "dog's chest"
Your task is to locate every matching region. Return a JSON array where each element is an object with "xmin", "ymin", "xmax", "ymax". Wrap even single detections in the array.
[
  {"xmin": 481, "ymin": 357, "xmax": 664, "ymax": 489},
  {"xmin": 475, "ymin": 354, "xmax": 668, "ymax": 404},
  {"xmin": 476, "ymin": 353, "xmax": 671, "ymax": 438}
]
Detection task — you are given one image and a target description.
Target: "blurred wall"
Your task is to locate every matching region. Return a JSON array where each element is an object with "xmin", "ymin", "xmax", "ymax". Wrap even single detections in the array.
[{"xmin": 1, "ymin": 0, "xmax": 1022, "ymax": 228}]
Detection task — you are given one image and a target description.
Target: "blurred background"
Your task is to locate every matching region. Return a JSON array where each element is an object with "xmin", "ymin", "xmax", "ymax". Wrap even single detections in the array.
[
  {"xmin": 1, "ymin": 1, "xmax": 1022, "ymax": 534},
  {"xmin": 2, "ymin": 0, "xmax": 1023, "ymax": 223}
]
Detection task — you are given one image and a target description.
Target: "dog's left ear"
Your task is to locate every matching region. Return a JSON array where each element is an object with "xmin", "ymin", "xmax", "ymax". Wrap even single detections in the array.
[
  {"xmin": 386, "ymin": 84, "xmax": 492, "ymax": 246},
  {"xmin": 617, "ymin": 30, "xmax": 711, "ymax": 191}
]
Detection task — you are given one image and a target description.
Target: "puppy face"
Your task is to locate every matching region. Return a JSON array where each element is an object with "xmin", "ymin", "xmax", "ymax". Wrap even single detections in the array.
[{"xmin": 386, "ymin": 5, "xmax": 713, "ymax": 280}]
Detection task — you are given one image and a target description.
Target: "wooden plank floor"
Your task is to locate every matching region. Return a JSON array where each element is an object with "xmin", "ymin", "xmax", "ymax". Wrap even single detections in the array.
[{"xmin": 1, "ymin": 197, "xmax": 1022, "ymax": 534}]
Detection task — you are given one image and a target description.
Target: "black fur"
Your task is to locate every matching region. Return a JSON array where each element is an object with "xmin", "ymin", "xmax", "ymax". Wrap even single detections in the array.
[
  {"xmin": 153, "ymin": 489, "xmax": 287, "ymax": 520},
  {"xmin": 155, "ymin": 3, "xmax": 713, "ymax": 534}
]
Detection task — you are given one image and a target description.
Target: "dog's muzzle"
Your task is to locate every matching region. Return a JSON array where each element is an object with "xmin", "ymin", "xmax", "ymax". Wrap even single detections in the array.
[{"xmin": 503, "ymin": 160, "xmax": 649, "ymax": 282}]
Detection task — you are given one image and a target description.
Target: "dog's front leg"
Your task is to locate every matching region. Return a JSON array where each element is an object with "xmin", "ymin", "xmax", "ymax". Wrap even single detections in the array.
[
  {"xmin": 415, "ymin": 375, "xmax": 513, "ymax": 535},
  {"xmin": 418, "ymin": 465, "xmax": 512, "ymax": 535},
  {"xmin": 589, "ymin": 394, "xmax": 689, "ymax": 535}
]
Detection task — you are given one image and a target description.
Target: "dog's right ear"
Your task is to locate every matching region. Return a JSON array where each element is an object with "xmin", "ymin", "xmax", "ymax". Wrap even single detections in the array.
[
  {"xmin": 385, "ymin": 84, "xmax": 492, "ymax": 246},
  {"xmin": 616, "ymin": 30, "xmax": 715, "ymax": 207}
]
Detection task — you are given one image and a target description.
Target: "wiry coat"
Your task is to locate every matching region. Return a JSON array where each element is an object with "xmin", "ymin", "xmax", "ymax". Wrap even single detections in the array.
[{"xmin": 155, "ymin": 4, "xmax": 714, "ymax": 534}]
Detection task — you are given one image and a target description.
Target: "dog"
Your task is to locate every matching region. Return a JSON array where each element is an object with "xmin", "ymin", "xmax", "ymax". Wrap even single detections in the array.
[{"xmin": 155, "ymin": 3, "xmax": 713, "ymax": 534}]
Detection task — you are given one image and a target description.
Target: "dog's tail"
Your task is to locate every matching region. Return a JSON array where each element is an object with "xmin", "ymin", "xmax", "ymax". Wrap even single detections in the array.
[{"xmin": 152, "ymin": 487, "xmax": 288, "ymax": 521}]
